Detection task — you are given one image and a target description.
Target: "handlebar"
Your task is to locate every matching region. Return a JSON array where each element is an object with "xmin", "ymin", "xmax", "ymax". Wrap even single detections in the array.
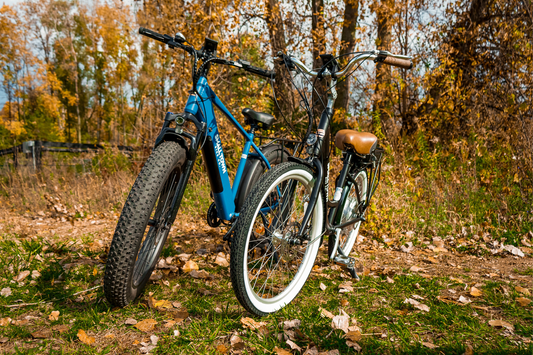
[
  {"xmin": 139, "ymin": 27, "xmax": 274, "ymax": 79},
  {"xmin": 281, "ymin": 50, "xmax": 413, "ymax": 78}
]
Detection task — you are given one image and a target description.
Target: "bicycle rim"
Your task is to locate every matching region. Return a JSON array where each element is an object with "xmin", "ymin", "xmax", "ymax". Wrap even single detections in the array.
[
  {"xmin": 243, "ymin": 168, "xmax": 323, "ymax": 313},
  {"xmin": 338, "ymin": 170, "xmax": 367, "ymax": 256}
]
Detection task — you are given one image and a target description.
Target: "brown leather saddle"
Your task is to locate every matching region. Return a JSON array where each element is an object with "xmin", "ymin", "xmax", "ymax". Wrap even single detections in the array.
[{"xmin": 334, "ymin": 129, "xmax": 378, "ymax": 155}]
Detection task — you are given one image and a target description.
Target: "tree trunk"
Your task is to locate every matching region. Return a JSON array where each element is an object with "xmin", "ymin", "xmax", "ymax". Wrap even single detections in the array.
[
  {"xmin": 373, "ymin": 0, "xmax": 394, "ymax": 138},
  {"xmin": 334, "ymin": 0, "xmax": 360, "ymax": 119},
  {"xmin": 311, "ymin": 0, "xmax": 327, "ymax": 119},
  {"xmin": 265, "ymin": 0, "xmax": 295, "ymax": 119}
]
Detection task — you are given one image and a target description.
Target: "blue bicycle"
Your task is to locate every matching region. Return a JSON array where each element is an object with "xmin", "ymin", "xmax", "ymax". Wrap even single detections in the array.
[{"xmin": 104, "ymin": 27, "xmax": 287, "ymax": 307}]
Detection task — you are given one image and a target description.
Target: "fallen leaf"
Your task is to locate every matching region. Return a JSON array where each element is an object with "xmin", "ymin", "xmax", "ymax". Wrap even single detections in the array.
[
  {"xmin": 286, "ymin": 339, "xmax": 302, "ymax": 352},
  {"xmin": 0, "ymin": 318, "xmax": 11, "ymax": 326},
  {"xmin": 125, "ymin": 318, "xmax": 137, "ymax": 325},
  {"xmin": 93, "ymin": 267, "xmax": 98, "ymax": 276},
  {"xmin": 425, "ymin": 257, "xmax": 439, "ymax": 264},
  {"xmin": 216, "ymin": 344, "xmax": 228, "ymax": 354},
  {"xmin": 32, "ymin": 329, "xmax": 52, "ymax": 339},
  {"xmin": 48, "ymin": 311, "xmax": 60, "ymax": 321},
  {"xmin": 140, "ymin": 345, "xmax": 156, "ymax": 354},
  {"xmin": 182, "ymin": 260, "xmax": 199, "ymax": 273},
  {"xmin": 319, "ymin": 282, "xmax": 327, "ymax": 291},
  {"xmin": 516, "ymin": 297, "xmax": 531, "ymax": 307},
  {"xmin": 339, "ymin": 283, "xmax": 353, "ymax": 293},
  {"xmin": 403, "ymin": 298, "xmax": 430, "ymax": 312},
  {"xmin": 134, "ymin": 319, "xmax": 158, "ymax": 332},
  {"xmin": 15, "ymin": 270, "xmax": 30, "ymax": 282},
  {"xmin": 273, "ymin": 346, "xmax": 292, "ymax": 355},
  {"xmin": 52, "ymin": 324, "xmax": 70, "ymax": 333},
  {"xmin": 411, "ymin": 294, "xmax": 425, "ymax": 300},
  {"xmin": 31, "ymin": 270, "xmax": 41, "ymax": 279},
  {"xmin": 401, "ymin": 242, "xmax": 414, "ymax": 253},
  {"xmin": 303, "ymin": 346, "xmax": 319, "ymax": 355},
  {"xmin": 0, "ymin": 337, "xmax": 8, "ymax": 343},
  {"xmin": 283, "ymin": 319, "xmax": 301, "ymax": 329},
  {"xmin": 458, "ymin": 296, "xmax": 472, "ymax": 304},
  {"xmin": 346, "ymin": 340, "xmax": 362, "ymax": 352},
  {"xmin": 154, "ymin": 299, "xmax": 173, "ymax": 309},
  {"xmin": 172, "ymin": 301, "xmax": 182, "ymax": 309},
  {"xmin": 331, "ymin": 315, "xmax": 350, "ymax": 333},
  {"xmin": 173, "ymin": 329, "xmax": 180, "ymax": 336},
  {"xmin": 175, "ymin": 311, "xmax": 189, "ymax": 323},
  {"xmin": 470, "ymin": 287, "xmax": 483, "ymax": 297},
  {"xmin": 345, "ymin": 330, "xmax": 362, "ymax": 342},
  {"xmin": 368, "ymin": 288, "xmax": 378, "ymax": 293},
  {"xmin": 386, "ymin": 276, "xmax": 395, "ymax": 284},
  {"xmin": 1, "ymin": 287, "xmax": 12, "ymax": 297},
  {"xmin": 164, "ymin": 320, "xmax": 177, "ymax": 328},
  {"xmin": 230, "ymin": 334, "xmax": 245, "ymax": 350},
  {"xmin": 150, "ymin": 335, "xmax": 159, "ymax": 345},
  {"xmin": 215, "ymin": 252, "xmax": 229, "ymax": 267},
  {"xmin": 488, "ymin": 320, "xmax": 514, "ymax": 331},
  {"xmin": 319, "ymin": 307, "xmax": 335, "ymax": 319},
  {"xmin": 515, "ymin": 286, "xmax": 531, "ymax": 296},
  {"xmin": 241, "ymin": 317, "xmax": 267, "ymax": 331},
  {"xmin": 409, "ymin": 266, "xmax": 424, "ymax": 273},
  {"xmin": 340, "ymin": 299, "xmax": 349, "ymax": 307},
  {"xmin": 464, "ymin": 344, "xmax": 474, "ymax": 355},
  {"xmin": 77, "ymin": 329, "xmax": 95, "ymax": 345},
  {"xmin": 189, "ymin": 269, "xmax": 212, "ymax": 279},
  {"xmin": 422, "ymin": 341, "xmax": 438, "ymax": 349},
  {"xmin": 104, "ymin": 333, "xmax": 115, "ymax": 339},
  {"xmin": 433, "ymin": 247, "xmax": 448, "ymax": 253},
  {"xmin": 177, "ymin": 253, "xmax": 191, "ymax": 262}
]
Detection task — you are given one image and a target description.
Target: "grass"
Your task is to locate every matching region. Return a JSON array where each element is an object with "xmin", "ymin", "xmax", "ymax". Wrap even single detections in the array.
[{"xmin": 0, "ymin": 231, "xmax": 531, "ymax": 354}]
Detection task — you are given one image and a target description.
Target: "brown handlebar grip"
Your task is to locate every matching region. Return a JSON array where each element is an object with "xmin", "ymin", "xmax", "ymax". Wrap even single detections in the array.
[{"xmin": 382, "ymin": 57, "xmax": 413, "ymax": 69}]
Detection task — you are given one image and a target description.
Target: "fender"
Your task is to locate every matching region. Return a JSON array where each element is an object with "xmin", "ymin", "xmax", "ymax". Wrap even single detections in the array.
[{"xmin": 234, "ymin": 144, "xmax": 290, "ymax": 211}]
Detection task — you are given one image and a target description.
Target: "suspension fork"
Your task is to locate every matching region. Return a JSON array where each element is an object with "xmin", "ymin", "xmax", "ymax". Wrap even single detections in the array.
[{"xmin": 164, "ymin": 130, "xmax": 204, "ymax": 228}]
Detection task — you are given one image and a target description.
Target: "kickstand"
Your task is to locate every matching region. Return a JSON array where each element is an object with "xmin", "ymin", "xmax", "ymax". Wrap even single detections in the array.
[{"xmin": 347, "ymin": 267, "xmax": 360, "ymax": 281}]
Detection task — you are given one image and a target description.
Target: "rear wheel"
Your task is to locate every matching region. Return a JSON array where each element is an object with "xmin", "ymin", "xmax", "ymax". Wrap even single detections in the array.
[
  {"xmin": 104, "ymin": 141, "xmax": 186, "ymax": 307},
  {"xmin": 230, "ymin": 162, "xmax": 324, "ymax": 316},
  {"xmin": 328, "ymin": 170, "xmax": 368, "ymax": 257}
]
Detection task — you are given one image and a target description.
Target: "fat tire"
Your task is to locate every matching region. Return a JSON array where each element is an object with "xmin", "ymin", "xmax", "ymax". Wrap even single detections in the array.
[
  {"xmin": 230, "ymin": 162, "xmax": 324, "ymax": 316},
  {"xmin": 104, "ymin": 141, "xmax": 186, "ymax": 307}
]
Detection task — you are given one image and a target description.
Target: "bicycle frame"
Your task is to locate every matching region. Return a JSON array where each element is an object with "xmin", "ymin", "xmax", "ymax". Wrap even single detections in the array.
[{"xmin": 158, "ymin": 76, "xmax": 271, "ymax": 223}]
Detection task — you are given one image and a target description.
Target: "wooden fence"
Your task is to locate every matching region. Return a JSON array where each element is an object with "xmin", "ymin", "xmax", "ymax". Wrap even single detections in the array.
[{"xmin": 0, "ymin": 141, "xmax": 135, "ymax": 170}]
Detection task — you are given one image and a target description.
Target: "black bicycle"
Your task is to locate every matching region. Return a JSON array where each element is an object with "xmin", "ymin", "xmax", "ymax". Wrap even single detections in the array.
[{"xmin": 229, "ymin": 50, "xmax": 413, "ymax": 316}]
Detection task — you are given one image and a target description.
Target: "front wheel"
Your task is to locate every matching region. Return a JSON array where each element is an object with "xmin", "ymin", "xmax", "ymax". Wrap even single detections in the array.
[
  {"xmin": 104, "ymin": 141, "xmax": 187, "ymax": 307},
  {"xmin": 230, "ymin": 162, "xmax": 324, "ymax": 316}
]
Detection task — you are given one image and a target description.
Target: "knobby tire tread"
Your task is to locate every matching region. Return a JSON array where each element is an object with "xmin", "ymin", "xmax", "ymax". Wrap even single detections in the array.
[{"xmin": 104, "ymin": 141, "xmax": 185, "ymax": 307}]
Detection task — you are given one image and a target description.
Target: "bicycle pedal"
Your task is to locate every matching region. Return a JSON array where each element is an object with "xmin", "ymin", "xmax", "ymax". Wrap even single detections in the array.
[
  {"xmin": 332, "ymin": 254, "xmax": 356, "ymax": 269},
  {"xmin": 332, "ymin": 254, "xmax": 360, "ymax": 280}
]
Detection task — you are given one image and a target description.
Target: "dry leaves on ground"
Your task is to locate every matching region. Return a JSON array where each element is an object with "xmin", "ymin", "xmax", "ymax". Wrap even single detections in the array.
[
  {"xmin": 403, "ymin": 298, "xmax": 430, "ymax": 312},
  {"xmin": 48, "ymin": 311, "xmax": 60, "ymax": 321},
  {"xmin": 214, "ymin": 252, "xmax": 229, "ymax": 267},
  {"xmin": 516, "ymin": 297, "xmax": 531, "ymax": 307},
  {"xmin": 134, "ymin": 319, "xmax": 158, "ymax": 332},
  {"xmin": 77, "ymin": 329, "xmax": 95, "ymax": 345},
  {"xmin": 515, "ymin": 286, "xmax": 531, "ymax": 296},
  {"xmin": 422, "ymin": 341, "xmax": 438, "ymax": 349},
  {"xmin": 319, "ymin": 282, "xmax": 327, "ymax": 291},
  {"xmin": 241, "ymin": 317, "xmax": 268, "ymax": 334},
  {"xmin": 0, "ymin": 287, "xmax": 11, "ymax": 297},
  {"xmin": 230, "ymin": 334, "xmax": 245, "ymax": 350},
  {"xmin": 273, "ymin": 346, "xmax": 293, "ymax": 355},
  {"xmin": 470, "ymin": 287, "xmax": 483, "ymax": 297},
  {"xmin": 488, "ymin": 320, "xmax": 514, "ymax": 331},
  {"xmin": 182, "ymin": 260, "xmax": 199, "ymax": 273}
]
